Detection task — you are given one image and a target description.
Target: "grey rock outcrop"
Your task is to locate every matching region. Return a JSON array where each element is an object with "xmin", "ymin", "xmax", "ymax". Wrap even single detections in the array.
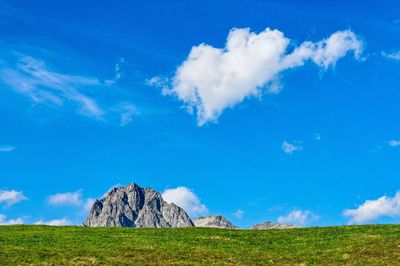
[
  {"xmin": 84, "ymin": 183, "xmax": 194, "ymax": 228},
  {"xmin": 251, "ymin": 221, "xmax": 299, "ymax": 229},
  {"xmin": 193, "ymin": 215, "xmax": 238, "ymax": 229}
]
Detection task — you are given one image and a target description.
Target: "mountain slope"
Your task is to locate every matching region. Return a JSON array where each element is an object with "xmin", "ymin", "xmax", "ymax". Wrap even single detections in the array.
[{"xmin": 251, "ymin": 221, "xmax": 299, "ymax": 229}]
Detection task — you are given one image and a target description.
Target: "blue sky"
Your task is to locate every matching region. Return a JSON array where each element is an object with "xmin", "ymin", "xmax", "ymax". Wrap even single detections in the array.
[{"xmin": 1, "ymin": 0, "xmax": 400, "ymax": 227}]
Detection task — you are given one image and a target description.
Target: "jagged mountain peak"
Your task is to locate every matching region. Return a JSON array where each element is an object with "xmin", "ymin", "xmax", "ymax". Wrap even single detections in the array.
[{"xmin": 84, "ymin": 183, "xmax": 194, "ymax": 228}]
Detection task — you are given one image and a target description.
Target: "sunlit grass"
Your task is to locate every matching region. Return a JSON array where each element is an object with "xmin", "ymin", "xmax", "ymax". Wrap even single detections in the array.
[{"xmin": 0, "ymin": 224, "xmax": 399, "ymax": 265}]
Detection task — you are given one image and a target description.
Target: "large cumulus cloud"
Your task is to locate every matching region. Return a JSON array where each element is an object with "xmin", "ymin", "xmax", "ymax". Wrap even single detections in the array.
[{"xmin": 158, "ymin": 28, "xmax": 362, "ymax": 125}]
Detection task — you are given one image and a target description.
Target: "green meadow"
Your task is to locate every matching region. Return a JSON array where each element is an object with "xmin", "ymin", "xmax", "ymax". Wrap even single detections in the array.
[{"xmin": 0, "ymin": 224, "xmax": 399, "ymax": 265}]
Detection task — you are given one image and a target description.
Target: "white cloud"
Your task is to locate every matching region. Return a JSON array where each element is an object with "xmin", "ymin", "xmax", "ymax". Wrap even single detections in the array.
[
  {"xmin": 282, "ymin": 141, "xmax": 302, "ymax": 154},
  {"xmin": 105, "ymin": 57, "xmax": 125, "ymax": 85},
  {"xmin": 159, "ymin": 28, "xmax": 362, "ymax": 125},
  {"xmin": 282, "ymin": 30, "xmax": 362, "ymax": 69},
  {"xmin": 34, "ymin": 218, "xmax": 72, "ymax": 226},
  {"xmin": 146, "ymin": 76, "xmax": 170, "ymax": 94},
  {"xmin": 47, "ymin": 190, "xmax": 83, "ymax": 206},
  {"xmin": 0, "ymin": 55, "xmax": 103, "ymax": 117},
  {"xmin": 382, "ymin": 51, "xmax": 400, "ymax": 60},
  {"xmin": 0, "ymin": 189, "xmax": 27, "ymax": 207},
  {"xmin": 232, "ymin": 209, "xmax": 244, "ymax": 219},
  {"xmin": 343, "ymin": 191, "xmax": 400, "ymax": 224},
  {"xmin": 162, "ymin": 186, "xmax": 208, "ymax": 217},
  {"xmin": 277, "ymin": 210, "xmax": 319, "ymax": 225},
  {"xmin": 0, "ymin": 146, "xmax": 15, "ymax": 152},
  {"xmin": 117, "ymin": 102, "xmax": 139, "ymax": 126},
  {"xmin": 0, "ymin": 214, "xmax": 72, "ymax": 226},
  {"xmin": 0, "ymin": 214, "xmax": 25, "ymax": 225},
  {"xmin": 83, "ymin": 198, "xmax": 95, "ymax": 212},
  {"xmin": 315, "ymin": 133, "xmax": 321, "ymax": 141},
  {"xmin": 0, "ymin": 55, "xmax": 142, "ymax": 125},
  {"xmin": 388, "ymin": 140, "xmax": 400, "ymax": 147},
  {"xmin": 47, "ymin": 190, "xmax": 95, "ymax": 215}
]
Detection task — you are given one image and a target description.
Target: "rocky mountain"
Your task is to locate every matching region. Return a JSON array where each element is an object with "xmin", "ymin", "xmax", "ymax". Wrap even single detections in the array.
[
  {"xmin": 84, "ymin": 183, "xmax": 194, "ymax": 228},
  {"xmin": 193, "ymin": 215, "xmax": 238, "ymax": 229},
  {"xmin": 251, "ymin": 221, "xmax": 299, "ymax": 229}
]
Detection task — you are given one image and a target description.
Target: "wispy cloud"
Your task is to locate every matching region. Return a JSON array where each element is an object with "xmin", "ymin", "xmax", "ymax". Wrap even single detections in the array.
[
  {"xmin": 0, "ymin": 146, "xmax": 15, "ymax": 152},
  {"xmin": 34, "ymin": 218, "xmax": 72, "ymax": 226},
  {"xmin": 117, "ymin": 102, "xmax": 139, "ymax": 126},
  {"xmin": 277, "ymin": 210, "xmax": 319, "ymax": 225},
  {"xmin": 343, "ymin": 191, "xmax": 400, "ymax": 224},
  {"xmin": 105, "ymin": 57, "xmax": 125, "ymax": 85},
  {"xmin": 0, "ymin": 189, "xmax": 28, "ymax": 207},
  {"xmin": 162, "ymin": 186, "xmax": 208, "ymax": 218},
  {"xmin": 282, "ymin": 141, "xmax": 302, "ymax": 154},
  {"xmin": 382, "ymin": 51, "xmax": 400, "ymax": 60},
  {"xmin": 146, "ymin": 76, "xmax": 170, "ymax": 95},
  {"xmin": 232, "ymin": 209, "xmax": 244, "ymax": 219},
  {"xmin": 47, "ymin": 190, "xmax": 83, "ymax": 206},
  {"xmin": 0, "ymin": 55, "xmax": 144, "ymax": 125},
  {"xmin": 0, "ymin": 55, "xmax": 103, "ymax": 117},
  {"xmin": 388, "ymin": 140, "xmax": 400, "ymax": 147}
]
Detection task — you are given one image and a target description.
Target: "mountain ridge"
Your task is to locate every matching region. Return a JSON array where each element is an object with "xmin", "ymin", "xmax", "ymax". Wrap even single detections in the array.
[{"xmin": 193, "ymin": 215, "xmax": 238, "ymax": 229}]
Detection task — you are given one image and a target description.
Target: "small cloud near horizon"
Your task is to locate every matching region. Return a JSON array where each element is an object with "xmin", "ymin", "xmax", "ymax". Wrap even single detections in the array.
[
  {"xmin": 162, "ymin": 186, "xmax": 208, "ymax": 218},
  {"xmin": 277, "ymin": 210, "xmax": 319, "ymax": 225},
  {"xmin": 0, "ymin": 214, "xmax": 25, "ymax": 225},
  {"xmin": 343, "ymin": 191, "xmax": 400, "ymax": 224},
  {"xmin": 0, "ymin": 189, "xmax": 28, "ymax": 207},
  {"xmin": 47, "ymin": 190, "xmax": 83, "ymax": 206},
  {"xmin": 83, "ymin": 198, "xmax": 96, "ymax": 212},
  {"xmin": 34, "ymin": 218, "xmax": 72, "ymax": 226}
]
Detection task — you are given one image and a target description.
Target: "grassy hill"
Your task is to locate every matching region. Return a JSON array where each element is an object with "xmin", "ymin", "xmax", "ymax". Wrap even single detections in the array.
[{"xmin": 0, "ymin": 224, "xmax": 399, "ymax": 265}]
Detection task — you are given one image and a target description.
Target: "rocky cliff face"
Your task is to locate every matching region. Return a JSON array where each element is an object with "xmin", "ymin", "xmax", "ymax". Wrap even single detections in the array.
[
  {"xmin": 251, "ymin": 221, "xmax": 299, "ymax": 229},
  {"xmin": 84, "ymin": 183, "xmax": 194, "ymax": 228},
  {"xmin": 193, "ymin": 215, "xmax": 238, "ymax": 229}
]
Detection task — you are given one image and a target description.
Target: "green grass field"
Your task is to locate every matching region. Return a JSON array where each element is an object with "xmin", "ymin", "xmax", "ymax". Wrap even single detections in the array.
[{"xmin": 0, "ymin": 225, "xmax": 400, "ymax": 265}]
